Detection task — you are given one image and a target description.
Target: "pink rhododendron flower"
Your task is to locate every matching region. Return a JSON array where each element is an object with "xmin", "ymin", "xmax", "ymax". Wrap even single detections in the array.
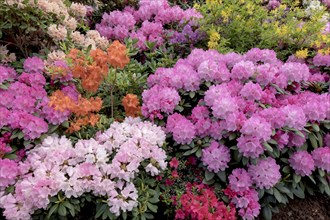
[{"xmin": 289, "ymin": 151, "xmax": 315, "ymax": 176}]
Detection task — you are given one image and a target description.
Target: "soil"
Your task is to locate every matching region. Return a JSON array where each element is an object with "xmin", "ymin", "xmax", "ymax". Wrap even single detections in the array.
[{"xmin": 271, "ymin": 193, "xmax": 330, "ymax": 220}]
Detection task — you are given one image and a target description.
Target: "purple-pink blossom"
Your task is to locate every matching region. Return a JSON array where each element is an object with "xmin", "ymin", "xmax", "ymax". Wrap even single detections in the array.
[
  {"xmin": 312, "ymin": 147, "xmax": 330, "ymax": 172},
  {"xmin": 166, "ymin": 113, "xmax": 195, "ymax": 145},
  {"xmin": 228, "ymin": 168, "xmax": 252, "ymax": 192},
  {"xmin": 201, "ymin": 141, "xmax": 231, "ymax": 173},
  {"xmin": 248, "ymin": 157, "xmax": 281, "ymax": 189},
  {"xmin": 289, "ymin": 151, "xmax": 315, "ymax": 176}
]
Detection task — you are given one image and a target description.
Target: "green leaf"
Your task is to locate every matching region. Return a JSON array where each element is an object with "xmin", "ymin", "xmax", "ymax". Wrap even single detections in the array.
[
  {"xmin": 263, "ymin": 142, "xmax": 273, "ymax": 152},
  {"xmin": 4, "ymin": 153, "xmax": 17, "ymax": 160},
  {"xmin": 62, "ymin": 120, "xmax": 69, "ymax": 128},
  {"xmin": 48, "ymin": 125, "xmax": 59, "ymax": 134},
  {"xmin": 95, "ymin": 204, "xmax": 107, "ymax": 218},
  {"xmin": 179, "ymin": 145, "xmax": 191, "ymax": 150},
  {"xmin": 317, "ymin": 132, "xmax": 323, "ymax": 147},
  {"xmin": 262, "ymin": 206, "xmax": 272, "ymax": 220},
  {"xmin": 282, "ymin": 166, "xmax": 290, "ymax": 174},
  {"xmin": 295, "ymin": 130, "xmax": 305, "ymax": 138},
  {"xmin": 63, "ymin": 201, "xmax": 75, "ymax": 216},
  {"xmin": 258, "ymin": 189, "xmax": 265, "ymax": 198},
  {"xmin": 147, "ymin": 202, "xmax": 158, "ymax": 213},
  {"xmin": 309, "ymin": 133, "xmax": 318, "ymax": 149},
  {"xmin": 318, "ymin": 176, "xmax": 328, "ymax": 185},
  {"xmin": 273, "ymin": 188, "xmax": 283, "ymax": 203},
  {"xmin": 312, "ymin": 123, "xmax": 320, "ymax": 132},
  {"xmin": 58, "ymin": 204, "xmax": 67, "ymax": 216},
  {"xmin": 205, "ymin": 170, "xmax": 215, "ymax": 181},
  {"xmin": 228, "ymin": 133, "xmax": 236, "ymax": 140},
  {"xmin": 292, "ymin": 186, "xmax": 305, "ymax": 199},
  {"xmin": 189, "ymin": 91, "xmax": 195, "ymax": 98},
  {"xmin": 0, "ymin": 84, "xmax": 9, "ymax": 90},
  {"xmin": 293, "ymin": 174, "xmax": 301, "ymax": 183},
  {"xmin": 216, "ymin": 170, "xmax": 226, "ymax": 182},
  {"xmin": 144, "ymin": 213, "xmax": 154, "ymax": 219},
  {"xmin": 308, "ymin": 176, "xmax": 316, "ymax": 185},
  {"xmin": 46, "ymin": 204, "xmax": 58, "ymax": 219},
  {"xmin": 242, "ymin": 157, "xmax": 249, "ymax": 166},
  {"xmin": 276, "ymin": 185, "xmax": 291, "ymax": 194},
  {"xmin": 195, "ymin": 148, "xmax": 202, "ymax": 158},
  {"xmin": 174, "ymin": 105, "xmax": 184, "ymax": 112},
  {"xmin": 318, "ymin": 169, "xmax": 325, "ymax": 177},
  {"xmin": 148, "ymin": 196, "xmax": 159, "ymax": 204},
  {"xmin": 268, "ymin": 139, "xmax": 278, "ymax": 145},
  {"xmin": 122, "ymin": 211, "xmax": 127, "ymax": 220}
]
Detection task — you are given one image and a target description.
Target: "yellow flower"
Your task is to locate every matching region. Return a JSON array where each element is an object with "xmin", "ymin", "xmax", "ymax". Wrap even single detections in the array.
[
  {"xmin": 208, "ymin": 41, "xmax": 218, "ymax": 49},
  {"xmin": 210, "ymin": 31, "xmax": 220, "ymax": 42},
  {"xmin": 221, "ymin": 10, "xmax": 230, "ymax": 23},
  {"xmin": 193, "ymin": 3, "xmax": 200, "ymax": 10},
  {"xmin": 295, "ymin": 49, "xmax": 308, "ymax": 59},
  {"xmin": 318, "ymin": 48, "xmax": 330, "ymax": 55}
]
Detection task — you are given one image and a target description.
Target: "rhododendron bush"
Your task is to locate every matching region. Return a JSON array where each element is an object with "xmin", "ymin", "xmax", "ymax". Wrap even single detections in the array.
[
  {"xmin": 142, "ymin": 48, "xmax": 330, "ymax": 219},
  {"xmin": 1, "ymin": 0, "xmax": 330, "ymax": 219},
  {"xmin": 96, "ymin": 0, "xmax": 204, "ymax": 51},
  {"xmin": 0, "ymin": 118, "xmax": 167, "ymax": 220}
]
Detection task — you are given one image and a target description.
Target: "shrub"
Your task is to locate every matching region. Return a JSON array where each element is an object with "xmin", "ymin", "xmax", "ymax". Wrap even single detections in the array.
[
  {"xmin": 197, "ymin": 0, "xmax": 329, "ymax": 60},
  {"xmin": 0, "ymin": 118, "xmax": 167, "ymax": 220},
  {"xmin": 142, "ymin": 47, "xmax": 330, "ymax": 219}
]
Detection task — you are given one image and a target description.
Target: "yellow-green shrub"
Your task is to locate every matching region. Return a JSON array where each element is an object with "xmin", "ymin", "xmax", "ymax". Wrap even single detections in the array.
[{"xmin": 198, "ymin": 0, "xmax": 329, "ymax": 60}]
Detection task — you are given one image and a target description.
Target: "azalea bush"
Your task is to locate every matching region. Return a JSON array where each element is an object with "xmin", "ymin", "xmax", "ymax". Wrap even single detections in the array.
[
  {"xmin": 95, "ymin": 0, "xmax": 204, "ymax": 54},
  {"xmin": 141, "ymin": 47, "xmax": 330, "ymax": 219},
  {"xmin": 0, "ymin": 117, "xmax": 167, "ymax": 220},
  {"xmin": 0, "ymin": 0, "xmax": 113, "ymax": 62},
  {"xmin": 197, "ymin": 0, "xmax": 330, "ymax": 60},
  {"xmin": 0, "ymin": 58, "xmax": 75, "ymax": 160}
]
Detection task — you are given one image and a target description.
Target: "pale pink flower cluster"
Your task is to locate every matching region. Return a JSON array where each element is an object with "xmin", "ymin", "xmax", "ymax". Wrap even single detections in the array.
[
  {"xmin": 0, "ymin": 117, "xmax": 167, "ymax": 219},
  {"xmin": 70, "ymin": 30, "xmax": 109, "ymax": 50},
  {"xmin": 5, "ymin": 0, "xmax": 107, "ymax": 49},
  {"xmin": 0, "ymin": 45, "xmax": 16, "ymax": 64},
  {"xmin": 47, "ymin": 24, "xmax": 68, "ymax": 41},
  {"xmin": 70, "ymin": 2, "xmax": 87, "ymax": 17},
  {"xmin": 44, "ymin": 50, "xmax": 66, "ymax": 66}
]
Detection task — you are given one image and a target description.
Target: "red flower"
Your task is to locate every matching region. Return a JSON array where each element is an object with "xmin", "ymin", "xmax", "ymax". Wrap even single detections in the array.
[
  {"xmin": 169, "ymin": 157, "xmax": 180, "ymax": 169},
  {"xmin": 171, "ymin": 170, "xmax": 179, "ymax": 178},
  {"xmin": 165, "ymin": 179, "xmax": 174, "ymax": 186}
]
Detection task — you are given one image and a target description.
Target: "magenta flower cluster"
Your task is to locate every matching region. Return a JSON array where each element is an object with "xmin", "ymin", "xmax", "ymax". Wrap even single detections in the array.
[
  {"xmin": 142, "ymin": 47, "xmax": 329, "ymax": 157},
  {"xmin": 201, "ymin": 141, "xmax": 230, "ymax": 173},
  {"xmin": 141, "ymin": 47, "xmax": 329, "ymax": 215},
  {"xmin": 0, "ymin": 118, "xmax": 167, "ymax": 220},
  {"xmin": 96, "ymin": 0, "xmax": 203, "ymax": 50},
  {"xmin": 225, "ymin": 168, "xmax": 261, "ymax": 220},
  {"xmin": 0, "ymin": 58, "xmax": 75, "ymax": 140},
  {"xmin": 248, "ymin": 157, "xmax": 281, "ymax": 189}
]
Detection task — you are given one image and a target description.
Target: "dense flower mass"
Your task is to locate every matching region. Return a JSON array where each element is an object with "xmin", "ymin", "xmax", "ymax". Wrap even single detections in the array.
[
  {"xmin": 228, "ymin": 169, "xmax": 252, "ymax": 192},
  {"xmin": 96, "ymin": 0, "xmax": 203, "ymax": 50},
  {"xmin": 166, "ymin": 113, "xmax": 196, "ymax": 145},
  {"xmin": 289, "ymin": 151, "xmax": 315, "ymax": 176},
  {"xmin": 142, "ymin": 46, "xmax": 329, "ymax": 218},
  {"xmin": 142, "ymin": 48, "xmax": 330, "ymax": 158},
  {"xmin": 175, "ymin": 183, "xmax": 236, "ymax": 220},
  {"xmin": 201, "ymin": 141, "xmax": 231, "ymax": 173},
  {"xmin": 312, "ymin": 147, "xmax": 330, "ymax": 172},
  {"xmin": 248, "ymin": 157, "xmax": 281, "ymax": 189},
  {"xmin": 0, "ymin": 61, "xmax": 73, "ymax": 140},
  {"xmin": 0, "ymin": 118, "xmax": 167, "ymax": 219}
]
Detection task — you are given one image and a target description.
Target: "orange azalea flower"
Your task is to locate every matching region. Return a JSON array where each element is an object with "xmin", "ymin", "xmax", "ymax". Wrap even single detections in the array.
[
  {"xmin": 107, "ymin": 40, "xmax": 130, "ymax": 69},
  {"xmin": 88, "ymin": 113, "xmax": 100, "ymax": 126},
  {"xmin": 48, "ymin": 90, "xmax": 75, "ymax": 112},
  {"xmin": 122, "ymin": 94, "xmax": 141, "ymax": 117}
]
